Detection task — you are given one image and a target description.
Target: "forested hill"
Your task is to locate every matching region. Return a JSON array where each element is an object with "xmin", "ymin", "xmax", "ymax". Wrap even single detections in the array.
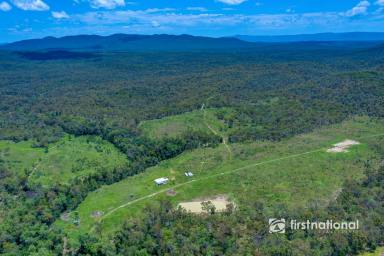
[
  {"xmin": 0, "ymin": 34, "xmax": 255, "ymax": 51},
  {"xmin": 237, "ymin": 32, "xmax": 384, "ymax": 42}
]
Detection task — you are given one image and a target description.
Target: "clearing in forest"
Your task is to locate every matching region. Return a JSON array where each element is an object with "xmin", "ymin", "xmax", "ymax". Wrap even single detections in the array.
[
  {"xmin": 140, "ymin": 107, "xmax": 234, "ymax": 159},
  {"xmin": 178, "ymin": 195, "xmax": 233, "ymax": 213},
  {"xmin": 0, "ymin": 135, "xmax": 128, "ymax": 187},
  {"xmin": 359, "ymin": 247, "xmax": 384, "ymax": 256},
  {"xmin": 56, "ymin": 116, "xmax": 384, "ymax": 238},
  {"xmin": 139, "ymin": 108, "xmax": 236, "ymax": 140},
  {"xmin": 0, "ymin": 140, "xmax": 45, "ymax": 176},
  {"xmin": 327, "ymin": 139, "xmax": 360, "ymax": 153}
]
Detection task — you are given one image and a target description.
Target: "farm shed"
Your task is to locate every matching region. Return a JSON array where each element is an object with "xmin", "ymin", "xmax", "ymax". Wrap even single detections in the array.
[{"xmin": 154, "ymin": 177, "xmax": 169, "ymax": 185}]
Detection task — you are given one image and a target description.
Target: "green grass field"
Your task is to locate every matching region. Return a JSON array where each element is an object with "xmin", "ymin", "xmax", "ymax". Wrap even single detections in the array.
[
  {"xmin": 139, "ymin": 108, "xmax": 236, "ymax": 140},
  {"xmin": 57, "ymin": 116, "xmax": 384, "ymax": 239},
  {"xmin": 359, "ymin": 247, "xmax": 384, "ymax": 256},
  {"xmin": 0, "ymin": 135, "xmax": 128, "ymax": 187},
  {"xmin": 0, "ymin": 140, "xmax": 45, "ymax": 176}
]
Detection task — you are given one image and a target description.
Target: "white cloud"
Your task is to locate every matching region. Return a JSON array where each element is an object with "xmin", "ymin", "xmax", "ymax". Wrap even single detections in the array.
[
  {"xmin": 344, "ymin": 0, "xmax": 370, "ymax": 17},
  {"xmin": 12, "ymin": 4, "xmax": 384, "ymax": 38},
  {"xmin": 74, "ymin": 10, "xmax": 344, "ymax": 31},
  {"xmin": 0, "ymin": 1, "xmax": 11, "ymax": 11},
  {"xmin": 41, "ymin": 8, "xmax": 384, "ymax": 38},
  {"xmin": 376, "ymin": 0, "xmax": 384, "ymax": 5},
  {"xmin": 52, "ymin": 11, "xmax": 69, "ymax": 19},
  {"xmin": 144, "ymin": 8, "xmax": 175, "ymax": 13},
  {"xmin": 186, "ymin": 7, "xmax": 207, "ymax": 12},
  {"xmin": 216, "ymin": 0, "xmax": 247, "ymax": 5},
  {"xmin": 12, "ymin": 0, "xmax": 49, "ymax": 11},
  {"xmin": 151, "ymin": 20, "xmax": 160, "ymax": 27},
  {"xmin": 90, "ymin": 0, "xmax": 125, "ymax": 9}
]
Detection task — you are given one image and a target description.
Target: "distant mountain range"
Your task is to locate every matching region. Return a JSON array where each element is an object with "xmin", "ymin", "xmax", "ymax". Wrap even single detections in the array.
[
  {"xmin": 1, "ymin": 32, "xmax": 384, "ymax": 52},
  {"xmin": 236, "ymin": 32, "xmax": 384, "ymax": 42},
  {"xmin": 0, "ymin": 34, "xmax": 254, "ymax": 51}
]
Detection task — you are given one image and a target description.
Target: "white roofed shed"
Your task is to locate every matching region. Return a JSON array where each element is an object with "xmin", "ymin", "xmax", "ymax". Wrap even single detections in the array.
[{"xmin": 154, "ymin": 177, "xmax": 169, "ymax": 185}]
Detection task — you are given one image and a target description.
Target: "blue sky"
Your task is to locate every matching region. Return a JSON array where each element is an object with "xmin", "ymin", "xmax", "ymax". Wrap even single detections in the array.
[{"xmin": 1, "ymin": 0, "xmax": 384, "ymax": 42}]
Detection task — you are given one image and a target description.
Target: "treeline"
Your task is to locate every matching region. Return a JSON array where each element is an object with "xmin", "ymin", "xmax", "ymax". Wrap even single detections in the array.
[
  {"xmin": 56, "ymin": 116, "xmax": 221, "ymax": 163},
  {"xmin": 74, "ymin": 159, "xmax": 384, "ymax": 256}
]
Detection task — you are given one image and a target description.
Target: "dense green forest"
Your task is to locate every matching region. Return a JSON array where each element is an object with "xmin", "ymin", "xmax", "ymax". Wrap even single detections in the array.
[
  {"xmin": 1, "ymin": 44, "xmax": 383, "ymax": 145},
  {"xmin": 0, "ymin": 40, "xmax": 384, "ymax": 255}
]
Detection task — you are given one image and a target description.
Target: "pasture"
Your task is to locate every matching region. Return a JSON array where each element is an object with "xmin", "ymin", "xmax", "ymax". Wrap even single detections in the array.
[
  {"xmin": 139, "ymin": 107, "xmax": 236, "ymax": 140},
  {"xmin": 0, "ymin": 140, "xmax": 45, "ymax": 176},
  {"xmin": 57, "ymin": 116, "xmax": 384, "ymax": 239},
  {"xmin": 0, "ymin": 135, "xmax": 128, "ymax": 187}
]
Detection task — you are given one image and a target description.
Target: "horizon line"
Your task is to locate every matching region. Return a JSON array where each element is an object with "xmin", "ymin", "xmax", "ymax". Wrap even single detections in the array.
[{"xmin": 3, "ymin": 31, "xmax": 384, "ymax": 45}]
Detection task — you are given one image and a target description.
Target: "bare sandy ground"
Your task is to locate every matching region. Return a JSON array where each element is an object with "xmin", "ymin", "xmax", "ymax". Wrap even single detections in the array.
[
  {"xmin": 327, "ymin": 139, "xmax": 360, "ymax": 153},
  {"xmin": 178, "ymin": 195, "xmax": 232, "ymax": 213}
]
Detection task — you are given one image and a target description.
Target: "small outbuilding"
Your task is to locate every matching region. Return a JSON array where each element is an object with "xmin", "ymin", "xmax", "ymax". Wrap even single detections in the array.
[
  {"xmin": 185, "ymin": 172, "xmax": 194, "ymax": 177},
  {"xmin": 154, "ymin": 177, "xmax": 169, "ymax": 185}
]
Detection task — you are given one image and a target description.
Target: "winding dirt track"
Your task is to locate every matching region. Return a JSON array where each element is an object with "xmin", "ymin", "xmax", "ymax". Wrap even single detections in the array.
[{"xmin": 201, "ymin": 103, "xmax": 232, "ymax": 159}]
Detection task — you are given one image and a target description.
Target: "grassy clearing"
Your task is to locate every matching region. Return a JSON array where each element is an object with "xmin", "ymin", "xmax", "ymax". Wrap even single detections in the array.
[
  {"xmin": 0, "ymin": 140, "xmax": 45, "ymax": 175},
  {"xmin": 359, "ymin": 247, "xmax": 384, "ymax": 256},
  {"xmin": 0, "ymin": 135, "xmax": 128, "ymax": 187},
  {"xmin": 28, "ymin": 135, "xmax": 128, "ymax": 187},
  {"xmin": 139, "ymin": 108, "xmax": 235, "ymax": 140},
  {"xmin": 58, "ymin": 116, "xmax": 384, "ymax": 238}
]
